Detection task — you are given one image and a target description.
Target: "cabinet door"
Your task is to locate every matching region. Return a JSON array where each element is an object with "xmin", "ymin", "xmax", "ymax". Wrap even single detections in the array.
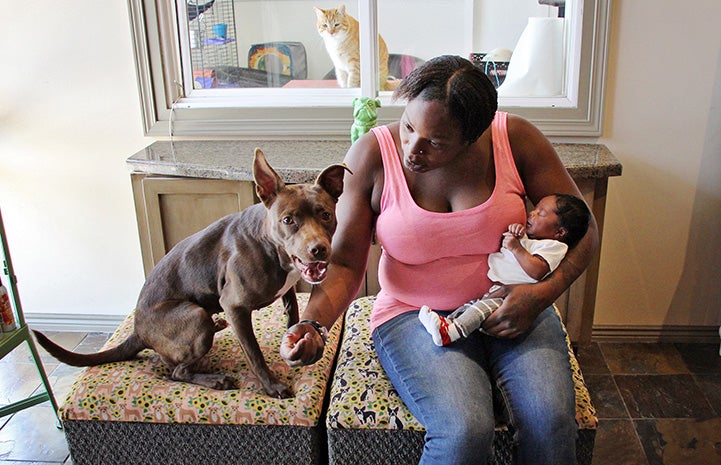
[{"xmin": 132, "ymin": 175, "xmax": 256, "ymax": 276}]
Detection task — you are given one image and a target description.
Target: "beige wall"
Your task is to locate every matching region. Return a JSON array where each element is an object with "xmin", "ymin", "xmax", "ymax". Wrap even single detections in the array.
[
  {"xmin": 595, "ymin": 0, "xmax": 721, "ymax": 331},
  {"xmin": 0, "ymin": 1, "xmax": 148, "ymax": 318},
  {"xmin": 1, "ymin": 0, "xmax": 719, "ymax": 335}
]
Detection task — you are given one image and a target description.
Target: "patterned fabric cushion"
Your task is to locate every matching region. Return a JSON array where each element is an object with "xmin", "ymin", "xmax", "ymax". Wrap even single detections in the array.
[
  {"xmin": 60, "ymin": 293, "xmax": 341, "ymax": 427},
  {"xmin": 327, "ymin": 296, "xmax": 598, "ymax": 431}
]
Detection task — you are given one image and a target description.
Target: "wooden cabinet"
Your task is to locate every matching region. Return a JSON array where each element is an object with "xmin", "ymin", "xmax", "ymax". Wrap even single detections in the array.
[
  {"xmin": 131, "ymin": 173, "xmax": 609, "ymax": 345},
  {"xmin": 131, "ymin": 174, "xmax": 256, "ymax": 276}
]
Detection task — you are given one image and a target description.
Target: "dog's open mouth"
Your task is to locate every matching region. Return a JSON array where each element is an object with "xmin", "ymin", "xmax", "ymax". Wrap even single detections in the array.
[{"xmin": 293, "ymin": 257, "xmax": 328, "ymax": 284}]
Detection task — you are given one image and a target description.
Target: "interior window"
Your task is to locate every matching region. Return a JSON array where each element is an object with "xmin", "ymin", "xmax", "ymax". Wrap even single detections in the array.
[
  {"xmin": 181, "ymin": 0, "xmax": 569, "ymax": 96},
  {"xmin": 130, "ymin": 0, "xmax": 609, "ymax": 136}
]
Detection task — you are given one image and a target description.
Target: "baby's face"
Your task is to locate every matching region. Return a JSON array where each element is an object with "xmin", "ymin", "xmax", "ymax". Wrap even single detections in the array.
[{"xmin": 526, "ymin": 196, "xmax": 562, "ymax": 240}]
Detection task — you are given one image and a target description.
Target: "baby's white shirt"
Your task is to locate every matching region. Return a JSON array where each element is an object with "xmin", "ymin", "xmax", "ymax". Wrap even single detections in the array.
[{"xmin": 487, "ymin": 236, "xmax": 568, "ymax": 285}]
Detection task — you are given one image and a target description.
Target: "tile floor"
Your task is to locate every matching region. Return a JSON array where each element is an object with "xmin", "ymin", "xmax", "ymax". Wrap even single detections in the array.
[
  {"xmin": 0, "ymin": 332, "xmax": 720, "ymax": 464},
  {"xmin": 577, "ymin": 341, "xmax": 721, "ymax": 465},
  {"xmin": 0, "ymin": 331, "xmax": 110, "ymax": 465}
]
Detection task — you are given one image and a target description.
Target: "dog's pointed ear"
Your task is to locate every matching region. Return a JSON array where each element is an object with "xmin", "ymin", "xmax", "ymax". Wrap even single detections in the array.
[
  {"xmin": 253, "ymin": 148, "xmax": 285, "ymax": 206},
  {"xmin": 316, "ymin": 164, "xmax": 353, "ymax": 201}
]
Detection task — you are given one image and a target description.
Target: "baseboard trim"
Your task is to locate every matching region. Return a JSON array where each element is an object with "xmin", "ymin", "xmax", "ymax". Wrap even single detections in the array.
[
  {"xmin": 22, "ymin": 315, "xmax": 721, "ymax": 343},
  {"xmin": 592, "ymin": 325, "xmax": 720, "ymax": 343},
  {"xmin": 25, "ymin": 313, "xmax": 126, "ymax": 333}
]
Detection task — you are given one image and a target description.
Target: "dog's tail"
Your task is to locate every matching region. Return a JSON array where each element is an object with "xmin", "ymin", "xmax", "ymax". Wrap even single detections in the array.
[{"xmin": 33, "ymin": 330, "xmax": 147, "ymax": 367}]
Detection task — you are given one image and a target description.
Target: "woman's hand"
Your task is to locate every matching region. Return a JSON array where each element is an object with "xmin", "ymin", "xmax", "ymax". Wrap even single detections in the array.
[
  {"xmin": 482, "ymin": 283, "xmax": 554, "ymax": 338},
  {"xmin": 280, "ymin": 322, "xmax": 326, "ymax": 367}
]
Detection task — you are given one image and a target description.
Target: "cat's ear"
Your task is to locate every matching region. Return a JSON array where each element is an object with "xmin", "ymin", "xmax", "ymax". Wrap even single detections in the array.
[
  {"xmin": 339, "ymin": 4, "xmax": 346, "ymax": 15},
  {"xmin": 313, "ymin": 6, "xmax": 323, "ymax": 20}
]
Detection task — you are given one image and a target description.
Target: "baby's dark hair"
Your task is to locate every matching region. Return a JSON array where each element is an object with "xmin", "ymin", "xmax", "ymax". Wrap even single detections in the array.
[
  {"xmin": 393, "ymin": 55, "xmax": 498, "ymax": 144},
  {"xmin": 553, "ymin": 194, "xmax": 591, "ymax": 246}
]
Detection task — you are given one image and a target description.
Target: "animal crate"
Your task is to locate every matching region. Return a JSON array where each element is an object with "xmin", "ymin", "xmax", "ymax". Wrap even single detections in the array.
[{"xmin": 186, "ymin": 0, "xmax": 239, "ymax": 88}]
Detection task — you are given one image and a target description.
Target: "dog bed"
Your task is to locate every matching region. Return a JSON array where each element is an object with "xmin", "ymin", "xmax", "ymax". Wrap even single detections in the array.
[
  {"xmin": 326, "ymin": 296, "xmax": 598, "ymax": 465},
  {"xmin": 59, "ymin": 293, "xmax": 341, "ymax": 465}
]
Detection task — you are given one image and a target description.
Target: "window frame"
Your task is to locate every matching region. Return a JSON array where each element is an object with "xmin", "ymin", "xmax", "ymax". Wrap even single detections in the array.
[{"xmin": 127, "ymin": 0, "xmax": 610, "ymax": 138}]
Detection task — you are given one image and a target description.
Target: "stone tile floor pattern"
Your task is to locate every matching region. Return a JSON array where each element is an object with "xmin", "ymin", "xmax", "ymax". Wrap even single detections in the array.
[
  {"xmin": 577, "ymin": 341, "xmax": 721, "ymax": 465},
  {"xmin": 1, "ymin": 331, "xmax": 720, "ymax": 464}
]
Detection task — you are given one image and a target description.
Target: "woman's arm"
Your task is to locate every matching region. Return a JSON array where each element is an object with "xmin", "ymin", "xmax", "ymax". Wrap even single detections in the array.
[
  {"xmin": 280, "ymin": 132, "xmax": 382, "ymax": 365},
  {"xmin": 483, "ymin": 115, "xmax": 599, "ymax": 338}
]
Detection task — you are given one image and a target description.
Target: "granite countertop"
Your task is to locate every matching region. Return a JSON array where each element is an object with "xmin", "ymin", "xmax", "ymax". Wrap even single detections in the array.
[{"xmin": 127, "ymin": 140, "xmax": 622, "ymax": 183}]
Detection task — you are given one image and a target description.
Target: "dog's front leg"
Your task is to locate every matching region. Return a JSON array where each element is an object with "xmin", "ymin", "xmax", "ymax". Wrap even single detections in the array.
[
  {"xmin": 282, "ymin": 289, "xmax": 299, "ymax": 328},
  {"xmin": 227, "ymin": 308, "xmax": 293, "ymax": 399}
]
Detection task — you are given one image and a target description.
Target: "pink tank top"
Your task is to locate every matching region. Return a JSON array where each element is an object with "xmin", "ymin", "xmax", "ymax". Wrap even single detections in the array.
[{"xmin": 370, "ymin": 111, "xmax": 526, "ymax": 330}]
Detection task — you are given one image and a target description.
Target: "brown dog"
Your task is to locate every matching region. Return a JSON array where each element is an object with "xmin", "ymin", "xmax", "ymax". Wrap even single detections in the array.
[{"xmin": 34, "ymin": 148, "xmax": 350, "ymax": 398}]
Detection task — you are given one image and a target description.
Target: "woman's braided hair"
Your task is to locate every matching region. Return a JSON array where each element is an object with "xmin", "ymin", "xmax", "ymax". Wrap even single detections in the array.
[{"xmin": 393, "ymin": 55, "xmax": 498, "ymax": 144}]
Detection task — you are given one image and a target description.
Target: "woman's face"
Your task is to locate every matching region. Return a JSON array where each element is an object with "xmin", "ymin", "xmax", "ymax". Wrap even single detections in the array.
[{"xmin": 399, "ymin": 98, "xmax": 469, "ymax": 174}]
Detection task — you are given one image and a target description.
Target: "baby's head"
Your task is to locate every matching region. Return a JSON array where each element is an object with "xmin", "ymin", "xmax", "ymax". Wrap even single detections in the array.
[{"xmin": 526, "ymin": 194, "xmax": 591, "ymax": 246}]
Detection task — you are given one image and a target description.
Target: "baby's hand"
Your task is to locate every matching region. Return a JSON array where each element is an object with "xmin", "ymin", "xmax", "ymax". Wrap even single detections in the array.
[
  {"xmin": 507, "ymin": 223, "xmax": 526, "ymax": 237},
  {"xmin": 501, "ymin": 231, "xmax": 523, "ymax": 251}
]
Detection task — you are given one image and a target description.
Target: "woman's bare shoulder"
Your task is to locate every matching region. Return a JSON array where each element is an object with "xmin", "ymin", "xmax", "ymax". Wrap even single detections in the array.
[
  {"xmin": 505, "ymin": 114, "xmax": 579, "ymax": 202},
  {"xmin": 344, "ymin": 127, "xmax": 384, "ymax": 176},
  {"xmin": 341, "ymin": 126, "xmax": 389, "ymax": 212},
  {"xmin": 506, "ymin": 114, "xmax": 551, "ymax": 147}
]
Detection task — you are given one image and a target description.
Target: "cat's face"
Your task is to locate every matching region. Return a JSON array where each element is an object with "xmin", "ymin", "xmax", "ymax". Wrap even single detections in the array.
[{"xmin": 314, "ymin": 5, "xmax": 350, "ymax": 39}]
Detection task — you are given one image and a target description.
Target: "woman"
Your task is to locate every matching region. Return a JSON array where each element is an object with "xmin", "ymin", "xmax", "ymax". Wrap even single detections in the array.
[{"xmin": 281, "ymin": 55, "xmax": 598, "ymax": 465}]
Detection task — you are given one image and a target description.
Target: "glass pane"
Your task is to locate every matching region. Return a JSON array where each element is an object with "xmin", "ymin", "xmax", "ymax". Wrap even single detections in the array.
[
  {"xmin": 378, "ymin": 0, "xmax": 570, "ymax": 97},
  {"xmin": 183, "ymin": 0, "xmax": 366, "ymax": 90},
  {"xmin": 378, "ymin": 0, "xmax": 469, "ymax": 92},
  {"xmin": 478, "ymin": 0, "xmax": 570, "ymax": 97}
]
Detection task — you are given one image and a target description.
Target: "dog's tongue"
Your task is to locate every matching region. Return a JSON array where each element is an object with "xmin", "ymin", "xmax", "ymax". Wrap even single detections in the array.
[{"xmin": 303, "ymin": 261, "xmax": 328, "ymax": 283}]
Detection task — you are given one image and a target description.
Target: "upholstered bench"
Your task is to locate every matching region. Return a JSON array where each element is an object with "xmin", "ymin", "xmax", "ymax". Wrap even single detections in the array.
[
  {"xmin": 326, "ymin": 296, "xmax": 598, "ymax": 465},
  {"xmin": 58, "ymin": 294, "xmax": 342, "ymax": 465}
]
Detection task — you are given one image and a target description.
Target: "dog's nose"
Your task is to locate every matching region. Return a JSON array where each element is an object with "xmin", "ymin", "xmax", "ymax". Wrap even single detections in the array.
[{"xmin": 310, "ymin": 244, "xmax": 329, "ymax": 260}]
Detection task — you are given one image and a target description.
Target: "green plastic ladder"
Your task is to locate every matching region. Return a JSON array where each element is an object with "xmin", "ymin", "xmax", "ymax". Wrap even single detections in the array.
[{"xmin": 0, "ymin": 209, "xmax": 61, "ymax": 426}]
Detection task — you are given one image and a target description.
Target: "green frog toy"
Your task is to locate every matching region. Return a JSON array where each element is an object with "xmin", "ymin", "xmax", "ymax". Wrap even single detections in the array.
[{"xmin": 351, "ymin": 97, "xmax": 381, "ymax": 143}]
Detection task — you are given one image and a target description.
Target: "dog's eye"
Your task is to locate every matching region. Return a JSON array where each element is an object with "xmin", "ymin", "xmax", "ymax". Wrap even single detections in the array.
[
  {"xmin": 282, "ymin": 216, "xmax": 294, "ymax": 225},
  {"xmin": 320, "ymin": 211, "xmax": 332, "ymax": 221}
]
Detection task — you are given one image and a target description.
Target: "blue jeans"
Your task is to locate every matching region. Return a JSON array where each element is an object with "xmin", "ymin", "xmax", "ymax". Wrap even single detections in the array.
[{"xmin": 372, "ymin": 307, "xmax": 576, "ymax": 465}]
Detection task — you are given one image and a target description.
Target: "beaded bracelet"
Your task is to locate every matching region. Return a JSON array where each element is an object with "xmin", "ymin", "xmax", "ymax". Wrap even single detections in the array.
[{"xmin": 299, "ymin": 319, "xmax": 328, "ymax": 343}]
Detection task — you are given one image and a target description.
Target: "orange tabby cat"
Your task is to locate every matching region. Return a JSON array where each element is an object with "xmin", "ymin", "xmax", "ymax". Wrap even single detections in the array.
[{"xmin": 314, "ymin": 5, "xmax": 390, "ymax": 90}]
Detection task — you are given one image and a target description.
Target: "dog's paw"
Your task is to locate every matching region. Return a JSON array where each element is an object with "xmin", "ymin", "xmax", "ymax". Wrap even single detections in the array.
[
  {"xmin": 192, "ymin": 373, "xmax": 235, "ymax": 390},
  {"xmin": 211, "ymin": 374, "xmax": 236, "ymax": 390},
  {"xmin": 213, "ymin": 318, "xmax": 229, "ymax": 332},
  {"xmin": 264, "ymin": 381, "xmax": 293, "ymax": 399}
]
